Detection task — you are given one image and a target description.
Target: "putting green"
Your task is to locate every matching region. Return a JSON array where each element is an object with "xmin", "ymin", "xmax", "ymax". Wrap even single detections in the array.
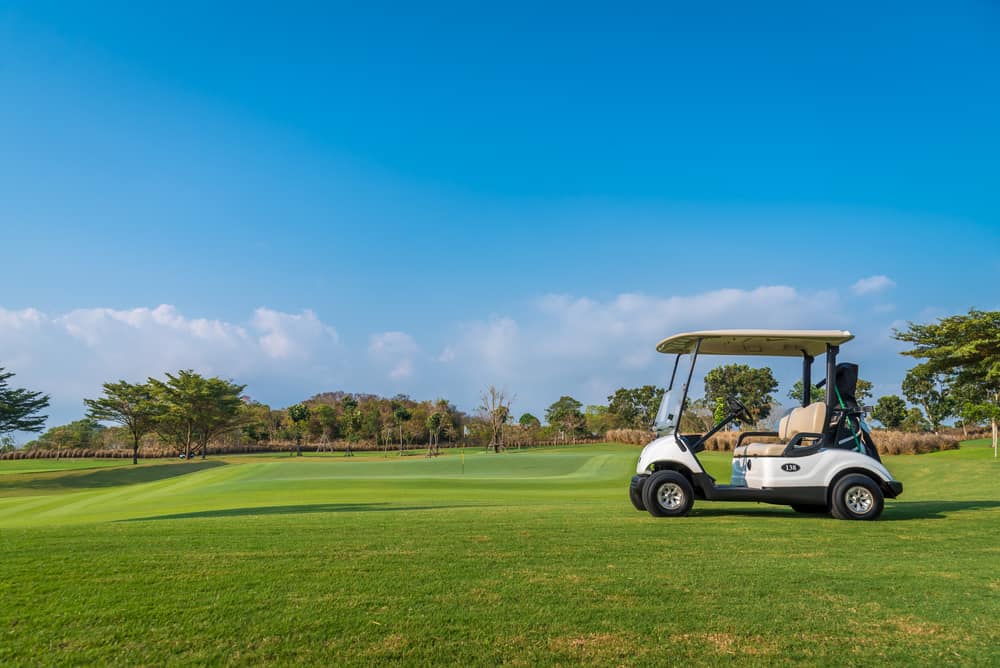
[{"xmin": 0, "ymin": 443, "xmax": 997, "ymax": 665}]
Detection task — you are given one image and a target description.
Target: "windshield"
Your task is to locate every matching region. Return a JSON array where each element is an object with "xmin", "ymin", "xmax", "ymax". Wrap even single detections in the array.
[
  {"xmin": 653, "ymin": 389, "xmax": 682, "ymax": 434},
  {"xmin": 653, "ymin": 353, "xmax": 690, "ymax": 434}
]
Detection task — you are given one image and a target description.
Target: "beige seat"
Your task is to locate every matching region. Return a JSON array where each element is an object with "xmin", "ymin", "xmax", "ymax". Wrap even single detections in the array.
[
  {"xmin": 736, "ymin": 441, "xmax": 787, "ymax": 457},
  {"xmin": 733, "ymin": 401, "xmax": 827, "ymax": 457}
]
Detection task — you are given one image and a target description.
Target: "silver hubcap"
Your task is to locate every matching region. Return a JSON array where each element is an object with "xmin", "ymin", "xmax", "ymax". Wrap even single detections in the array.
[
  {"xmin": 845, "ymin": 485, "xmax": 874, "ymax": 514},
  {"xmin": 657, "ymin": 482, "xmax": 685, "ymax": 510}
]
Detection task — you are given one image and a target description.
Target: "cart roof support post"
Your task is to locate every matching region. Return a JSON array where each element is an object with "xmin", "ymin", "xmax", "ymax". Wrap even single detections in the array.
[
  {"xmin": 675, "ymin": 338, "xmax": 702, "ymax": 428},
  {"xmin": 825, "ymin": 344, "xmax": 839, "ymax": 407},
  {"xmin": 802, "ymin": 353, "xmax": 814, "ymax": 407}
]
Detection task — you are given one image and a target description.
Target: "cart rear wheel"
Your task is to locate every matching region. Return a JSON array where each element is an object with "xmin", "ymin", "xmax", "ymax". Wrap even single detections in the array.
[
  {"xmin": 642, "ymin": 471, "xmax": 694, "ymax": 517},
  {"xmin": 830, "ymin": 474, "xmax": 884, "ymax": 520}
]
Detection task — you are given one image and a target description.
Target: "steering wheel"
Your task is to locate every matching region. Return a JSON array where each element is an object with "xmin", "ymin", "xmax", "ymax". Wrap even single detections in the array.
[{"xmin": 726, "ymin": 396, "xmax": 755, "ymax": 424}]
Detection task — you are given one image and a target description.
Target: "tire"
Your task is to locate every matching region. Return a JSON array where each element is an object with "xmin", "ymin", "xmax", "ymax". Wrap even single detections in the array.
[
  {"xmin": 790, "ymin": 504, "xmax": 828, "ymax": 514},
  {"xmin": 629, "ymin": 479, "xmax": 646, "ymax": 511},
  {"xmin": 830, "ymin": 474, "xmax": 884, "ymax": 521},
  {"xmin": 642, "ymin": 470, "xmax": 694, "ymax": 518}
]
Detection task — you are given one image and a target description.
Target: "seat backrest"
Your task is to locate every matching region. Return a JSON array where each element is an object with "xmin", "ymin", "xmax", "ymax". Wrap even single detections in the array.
[{"xmin": 778, "ymin": 402, "xmax": 827, "ymax": 441}]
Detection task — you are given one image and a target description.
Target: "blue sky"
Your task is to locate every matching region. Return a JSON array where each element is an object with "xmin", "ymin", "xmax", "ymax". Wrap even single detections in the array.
[{"xmin": 1, "ymin": 2, "xmax": 998, "ymax": 430}]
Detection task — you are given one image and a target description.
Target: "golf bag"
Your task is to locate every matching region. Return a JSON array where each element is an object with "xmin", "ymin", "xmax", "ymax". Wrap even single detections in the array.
[{"xmin": 829, "ymin": 362, "xmax": 881, "ymax": 461}]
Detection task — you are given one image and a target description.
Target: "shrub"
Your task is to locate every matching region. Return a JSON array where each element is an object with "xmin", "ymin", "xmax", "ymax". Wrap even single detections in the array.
[
  {"xmin": 605, "ymin": 428, "xmax": 961, "ymax": 455},
  {"xmin": 871, "ymin": 430, "xmax": 960, "ymax": 455},
  {"xmin": 605, "ymin": 429, "xmax": 656, "ymax": 446}
]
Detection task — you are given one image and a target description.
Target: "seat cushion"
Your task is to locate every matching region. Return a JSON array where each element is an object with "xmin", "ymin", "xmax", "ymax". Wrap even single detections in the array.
[
  {"xmin": 733, "ymin": 442, "xmax": 787, "ymax": 457},
  {"xmin": 780, "ymin": 402, "xmax": 827, "ymax": 440}
]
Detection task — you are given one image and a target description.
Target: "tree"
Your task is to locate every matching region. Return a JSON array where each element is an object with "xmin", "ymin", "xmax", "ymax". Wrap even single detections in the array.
[
  {"xmin": 950, "ymin": 381, "xmax": 990, "ymax": 438},
  {"xmin": 787, "ymin": 378, "xmax": 871, "ymax": 406},
  {"xmin": 512, "ymin": 412, "xmax": 541, "ymax": 448},
  {"xmin": 900, "ymin": 365, "xmax": 952, "ymax": 434},
  {"xmin": 191, "ymin": 377, "xmax": 246, "ymax": 460},
  {"xmin": 340, "ymin": 396, "xmax": 360, "ymax": 456},
  {"xmin": 426, "ymin": 411, "xmax": 444, "ymax": 457},
  {"xmin": 787, "ymin": 380, "xmax": 824, "ymax": 405},
  {"xmin": 545, "ymin": 395, "xmax": 585, "ymax": 440},
  {"xmin": 900, "ymin": 407, "xmax": 931, "ymax": 433},
  {"xmin": 895, "ymin": 309, "xmax": 1000, "ymax": 456},
  {"xmin": 607, "ymin": 385, "xmax": 666, "ymax": 429},
  {"xmin": 703, "ymin": 364, "xmax": 779, "ymax": 427},
  {"xmin": 518, "ymin": 413, "xmax": 541, "ymax": 429},
  {"xmin": 439, "ymin": 403, "xmax": 460, "ymax": 446},
  {"xmin": 28, "ymin": 419, "xmax": 106, "ymax": 451},
  {"xmin": 149, "ymin": 371, "xmax": 200, "ymax": 459},
  {"xmin": 0, "ymin": 367, "xmax": 49, "ymax": 438},
  {"xmin": 404, "ymin": 404, "xmax": 429, "ymax": 446},
  {"xmin": 479, "ymin": 386, "xmax": 513, "ymax": 453},
  {"xmin": 871, "ymin": 395, "xmax": 907, "ymax": 430},
  {"xmin": 149, "ymin": 371, "xmax": 247, "ymax": 460},
  {"xmin": 391, "ymin": 404, "xmax": 412, "ymax": 454},
  {"xmin": 267, "ymin": 408, "xmax": 287, "ymax": 442},
  {"xmin": 584, "ymin": 405, "xmax": 614, "ymax": 437},
  {"xmin": 679, "ymin": 397, "xmax": 715, "ymax": 432},
  {"xmin": 85, "ymin": 381, "xmax": 160, "ymax": 465},
  {"xmin": 240, "ymin": 400, "xmax": 274, "ymax": 444},
  {"xmin": 288, "ymin": 403, "xmax": 310, "ymax": 457},
  {"xmin": 311, "ymin": 404, "xmax": 337, "ymax": 451},
  {"xmin": 855, "ymin": 379, "xmax": 874, "ymax": 405}
]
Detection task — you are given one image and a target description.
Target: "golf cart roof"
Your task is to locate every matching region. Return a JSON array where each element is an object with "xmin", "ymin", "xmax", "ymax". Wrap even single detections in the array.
[{"xmin": 655, "ymin": 329, "xmax": 854, "ymax": 357}]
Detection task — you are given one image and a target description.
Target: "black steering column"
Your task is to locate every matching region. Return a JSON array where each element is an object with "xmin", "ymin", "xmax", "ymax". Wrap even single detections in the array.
[{"xmin": 689, "ymin": 396, "xmax": 755, "ymax": 453}]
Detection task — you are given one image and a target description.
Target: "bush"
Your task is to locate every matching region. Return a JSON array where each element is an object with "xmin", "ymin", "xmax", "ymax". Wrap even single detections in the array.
[
  {"xmin": 605, "ymin": 429, "xmax": 656, "ymax": 446},
  {"xmin": 871, "ymin": 430, "xmax": 960, "ymax": 455},
  {"xmin": 605, "ymin": 428, "xmax": 961, "ymax": 455}
]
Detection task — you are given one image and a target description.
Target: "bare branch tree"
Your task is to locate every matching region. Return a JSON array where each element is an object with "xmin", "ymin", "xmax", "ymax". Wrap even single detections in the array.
[{"xmin": 478, "ymin": 385, "xmax": 514, "ymax": 453}]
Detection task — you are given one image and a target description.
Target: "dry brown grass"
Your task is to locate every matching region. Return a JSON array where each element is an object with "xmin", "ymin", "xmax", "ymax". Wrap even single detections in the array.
[
  {"xmin": 605, "ymin": 428, "xmax": 961, "ymax": 454},
  {"xmin": 604, "ymin": 428, "xmax": 656, "ymax": 445},
  {"xmin": 0, "ymin": 436, "xmax": 603, "ymax": 461},
  {"xmin": 872, "ymin": 430, "xmax": 960, "ymax": 455}
]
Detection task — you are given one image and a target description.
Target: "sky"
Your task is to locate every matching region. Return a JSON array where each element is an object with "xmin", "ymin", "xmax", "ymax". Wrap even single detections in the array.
[{"xmin": 1, "ymin": 2, "xmax": 998, "ymax": 434}]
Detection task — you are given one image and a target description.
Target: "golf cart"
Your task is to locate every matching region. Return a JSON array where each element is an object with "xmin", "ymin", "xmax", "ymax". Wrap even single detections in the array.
[{"xmin": 629, "ymin": 330, "xmax": 902, "ymax": 520}]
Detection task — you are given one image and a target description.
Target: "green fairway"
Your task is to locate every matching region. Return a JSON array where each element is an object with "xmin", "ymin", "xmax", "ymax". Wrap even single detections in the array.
[
  {"xmin": 1, "ymin": 444, "xmax": 997, "ymax": 666},
  {"xmin": 0, "ymin": 457, "xmax": 132, "ymax": 474}
]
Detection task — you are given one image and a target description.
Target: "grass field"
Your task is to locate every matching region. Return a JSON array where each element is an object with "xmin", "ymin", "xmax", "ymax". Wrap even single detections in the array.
[
  {"xmin": 0, "ymin": 458, "xmax": 133, "ymax": 474},
  {"xmin": 1, "ymin": 442, "xmax": 998, "ymax": 666}
]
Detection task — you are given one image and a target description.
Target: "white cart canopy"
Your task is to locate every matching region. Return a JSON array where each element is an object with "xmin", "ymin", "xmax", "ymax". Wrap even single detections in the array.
[{"xmin": 655, "ymin": 329, "xmax": 854, "ymax": 357}]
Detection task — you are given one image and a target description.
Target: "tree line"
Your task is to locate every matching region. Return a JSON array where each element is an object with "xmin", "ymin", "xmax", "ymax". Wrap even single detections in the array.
[{"xmin": 2, "ymin": 309, "xmax": 997, "ymax": 459}]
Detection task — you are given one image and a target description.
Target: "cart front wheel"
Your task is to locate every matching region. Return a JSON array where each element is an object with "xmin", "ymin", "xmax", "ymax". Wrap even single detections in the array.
[
  {"xmin": 642, "ymin": 471, "xmax": 694, "ymax": 518},
  {"xmin": 629, "ymin": 479, "xmax": 646, "ymax": 511}
]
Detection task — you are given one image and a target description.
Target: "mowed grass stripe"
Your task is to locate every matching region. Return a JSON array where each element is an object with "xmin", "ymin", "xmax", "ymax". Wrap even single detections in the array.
[{"xmin": 0, "ymin": 458, "xmax": 132, "ymax": 474}]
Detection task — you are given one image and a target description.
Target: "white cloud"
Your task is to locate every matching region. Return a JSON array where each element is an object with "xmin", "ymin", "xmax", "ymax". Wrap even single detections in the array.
[
  {"xmin": 0, "ymin": 307, "xmax": 45, "ymax": 330},
  {"xmin": 252, "ymin": 308, "xmax": 338, "ymax": 360},
  {"xmin": 59, "ymin": 305, "xmax": 248, "ymax": 348},
  {"xmin": 0, "ymin": 304, "xmax": 343, "ymax": 436},
  {"xmin": 440, "ymin": 316, "xmax": 519, "ymax": 376},
  {"xmin": 368, "ymin": 331, "xmax": 420, "ymax": 380},
  {"xmin": 437, "ymin": 286, "xmax": 847, "ymax": 414},
  {"xmin": 851, "ymin": 275, "xmax": 895, "ymax": 295}
]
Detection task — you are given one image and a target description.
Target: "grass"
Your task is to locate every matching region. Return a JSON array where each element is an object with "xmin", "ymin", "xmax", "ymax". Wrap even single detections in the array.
[
  {"xmin": 0, "ymin": 443, "xmax": 997, "ymax": 666},
  {"xmin": 0, "ymin": 458, "xmax": 133, "ymax": 474}
]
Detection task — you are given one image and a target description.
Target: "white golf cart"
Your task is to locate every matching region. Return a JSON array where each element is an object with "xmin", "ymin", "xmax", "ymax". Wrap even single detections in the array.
[{"xmin": 629, "ymin": 330, "xmax": 902, "ymax": 520}]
